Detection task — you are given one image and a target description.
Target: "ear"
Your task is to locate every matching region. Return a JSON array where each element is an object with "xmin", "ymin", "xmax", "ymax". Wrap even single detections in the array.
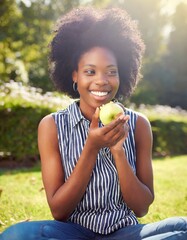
[{"xmin": 72, "ymin": 71, "xmax": 78, "ymax": 83}]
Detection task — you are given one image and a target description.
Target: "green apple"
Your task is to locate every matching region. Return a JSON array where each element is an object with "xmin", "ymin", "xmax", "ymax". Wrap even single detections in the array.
[{"xmin": 99, "ymin": 101, "xmax": 124, "ymax": 125}]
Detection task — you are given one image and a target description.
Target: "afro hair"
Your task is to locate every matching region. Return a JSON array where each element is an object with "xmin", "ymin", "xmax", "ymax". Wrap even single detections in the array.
[{"xmin": 49, "ymin": 7, "xmax": 145, "ymax": 99}]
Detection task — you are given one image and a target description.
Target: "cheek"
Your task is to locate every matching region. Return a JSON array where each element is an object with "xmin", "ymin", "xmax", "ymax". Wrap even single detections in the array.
[
  {"xmin": 112, "ymin": 80, "xmax": 120, "ymax": 97},
  {"xmin": 77, "ymin": 77, "xmax": 88, "ymax": 92},
  {"xmin": 113, "ymin": 78, "xmax": 120, "ymax": 91}
]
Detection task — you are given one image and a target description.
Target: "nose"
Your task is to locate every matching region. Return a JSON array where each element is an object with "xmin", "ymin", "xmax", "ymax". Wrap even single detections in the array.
[{"xmin": 95, "ymin": 73, "xmax": 108, "ymax": 85}]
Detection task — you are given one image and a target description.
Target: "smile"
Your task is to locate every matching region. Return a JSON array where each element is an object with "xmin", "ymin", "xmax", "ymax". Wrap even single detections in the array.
[{"xmin": 90, "ymin": 91, "xmax": 109, "ymax": 96}]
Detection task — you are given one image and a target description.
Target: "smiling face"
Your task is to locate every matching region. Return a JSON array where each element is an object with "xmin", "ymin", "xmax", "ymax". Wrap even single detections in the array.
[{"xmin": 72, "ymin": 47, "xmax": 120, "ymax": 120}]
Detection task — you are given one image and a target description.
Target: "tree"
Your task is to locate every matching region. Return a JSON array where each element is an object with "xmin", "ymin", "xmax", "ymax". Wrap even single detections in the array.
[
  {"xmin": 21, "ymin": 0, "xmax": 81, "ymax": 91},
  {"xmin": 144, "ymin": 3, "xmax": 187, "ymax": 109},
  {"xmin": 0, "ymin": 0, "xmax": 81, "ymax": 91},
  {"xmin": 0, "ymin": 0, "xmax": 28, "ymax": 83},
  {"xmin": 101, "ymin": 0, "xmax": 167, "ymax": 106},
  {"xmin": 103, "ymin": 0, "xmax": 166, "ymax": 59},
  {"xmin": 162, "ymin": 3, "xmax": 187, "ymax": 109}
]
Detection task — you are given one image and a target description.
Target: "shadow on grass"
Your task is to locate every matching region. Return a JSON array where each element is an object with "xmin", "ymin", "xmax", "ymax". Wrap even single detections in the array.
[
  {"xmin": 0, "ymin": 161, "xmax": 41, "ymax": 175},
  {"xmin": 152, "ymin": 154, "xmax": 185, "ymax": 161}
]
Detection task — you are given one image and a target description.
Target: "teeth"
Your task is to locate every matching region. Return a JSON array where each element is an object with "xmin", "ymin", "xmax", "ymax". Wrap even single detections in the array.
[{"xmin": 91, "ymin": 91, "xmax": 108, "ymax": 96}]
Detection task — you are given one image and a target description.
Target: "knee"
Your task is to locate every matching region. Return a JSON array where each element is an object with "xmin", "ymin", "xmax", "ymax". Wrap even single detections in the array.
[
  {"xmin": 166, "ymin": 217, "xmax": 187, "ymax": 231},
  {"xmin": 0, "ymin": 221, "xmax": 37, "ymax": 240},
  {"xmin": 178, "ymin": 217, "xmax": 187, "ymax": 230}
]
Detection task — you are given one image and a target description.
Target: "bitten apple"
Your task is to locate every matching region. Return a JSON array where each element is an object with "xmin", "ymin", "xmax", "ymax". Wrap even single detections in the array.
[{"xmin": 99, "ymin": 101, "xmax": 124, "ymax": 125}]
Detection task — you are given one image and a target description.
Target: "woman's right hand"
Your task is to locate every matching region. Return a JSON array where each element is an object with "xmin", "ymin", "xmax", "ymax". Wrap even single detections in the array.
[{"xmin": 88, "ymin": 108, "xmax": 128, "ymax": 150}]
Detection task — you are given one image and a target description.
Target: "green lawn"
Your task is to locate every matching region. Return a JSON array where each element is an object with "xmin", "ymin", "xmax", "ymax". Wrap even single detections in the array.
[
  {"xmin": 139, "ymin": 155, "xmax": 187, "ymax": 223},
  {"xmin": 0, "ymin": 155, "xmax": 187, "ymax": 232}
]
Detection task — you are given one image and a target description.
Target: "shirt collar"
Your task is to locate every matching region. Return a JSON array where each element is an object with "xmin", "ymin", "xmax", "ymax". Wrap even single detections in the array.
[{"xmin": 68, "ymin": 100, "xmax": 90, "ymax": 127}]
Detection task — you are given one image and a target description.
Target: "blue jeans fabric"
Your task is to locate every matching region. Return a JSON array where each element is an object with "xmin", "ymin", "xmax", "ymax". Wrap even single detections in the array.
[{"xmin": 0, "ymin": 217, "xmax": 187, "ymax": 240}]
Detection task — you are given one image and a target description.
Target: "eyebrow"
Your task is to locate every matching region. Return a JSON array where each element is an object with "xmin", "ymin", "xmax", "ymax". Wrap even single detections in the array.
[{"xmin": 83, "ymin": 64, "xmax": 117, "ymax": 68}]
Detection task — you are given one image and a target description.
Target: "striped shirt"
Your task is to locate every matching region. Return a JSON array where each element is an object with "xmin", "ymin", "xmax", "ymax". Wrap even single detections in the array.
[{"xmin": 52, "ymin": 101, "xmax": 138, "ymax": 234}]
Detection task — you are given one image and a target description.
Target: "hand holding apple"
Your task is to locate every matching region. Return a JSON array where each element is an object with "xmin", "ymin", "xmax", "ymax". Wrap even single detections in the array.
[
  {"xmin": 99, "ymin": 101, "xmax": 125, "ymax": 125},
  {"xmin": 88, "ymin": 104, "xmax": 129, "ymax": 150}
]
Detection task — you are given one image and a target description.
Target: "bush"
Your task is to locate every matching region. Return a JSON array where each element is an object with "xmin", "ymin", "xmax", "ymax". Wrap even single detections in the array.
[
  {"xmin": 151, "ymin": 120, "xmax": 187, "ymax": 156},
  {"xmin": 0, "ymin": 81, "xmax": 72, "ymax": 164},
  {"xmin": 135, "ymin": 104, "xmax": 187, "ymax": 156},
  {"xmin": 0, "ymin": 105, "xmax": 50, "ymax": 160},
  {"xmin": 0, "ymin": 81, "xmax": 187, "ymax": 164}
]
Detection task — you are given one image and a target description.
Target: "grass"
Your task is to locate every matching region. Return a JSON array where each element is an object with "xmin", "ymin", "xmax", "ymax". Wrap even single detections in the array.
[
  {"xmin": 139, "ymin": 155, "xmax": 187, "ymax": 223},
  {"xmin": 0, "ymin": 155, "xmax": 187, "ymax": 232},
  {"xmin": 0, "ymin": 164, "xmax": 52, "ymax": 232}
]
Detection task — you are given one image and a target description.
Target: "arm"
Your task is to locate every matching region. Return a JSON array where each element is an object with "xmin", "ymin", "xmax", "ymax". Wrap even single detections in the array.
[
  {"xmin": 110, "ymin": 114, "xmax": 154, "ymax": 217},
  {"xmin": 38, "ymin": 114, "xmax": 98, "ymax": 221},
  {"xmin": 38, "ymin": 109, "xmax": 128, "ymax": 221}
]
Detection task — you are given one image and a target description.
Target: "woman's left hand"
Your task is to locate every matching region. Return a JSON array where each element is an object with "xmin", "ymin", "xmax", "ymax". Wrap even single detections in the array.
[{"xmin": 109, "ymin": 115, "xmax": 129, "ymax": 152}]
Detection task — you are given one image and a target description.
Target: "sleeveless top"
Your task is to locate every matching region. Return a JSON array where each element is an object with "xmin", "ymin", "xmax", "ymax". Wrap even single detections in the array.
[{"xmin": 52, "ymin": 101, "xmax": 139, "ymax": 234}]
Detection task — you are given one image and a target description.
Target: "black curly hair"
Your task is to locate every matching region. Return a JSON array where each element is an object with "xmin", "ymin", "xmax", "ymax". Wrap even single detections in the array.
[{"xmin": 49, "ymin": 7, "xmax": 145, "ymax": 99}]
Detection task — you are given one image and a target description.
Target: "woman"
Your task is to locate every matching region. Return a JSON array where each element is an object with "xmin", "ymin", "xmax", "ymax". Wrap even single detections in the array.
[{"xmin": 0, "ymin": 7, "xmax": 186, "ymax": 240}]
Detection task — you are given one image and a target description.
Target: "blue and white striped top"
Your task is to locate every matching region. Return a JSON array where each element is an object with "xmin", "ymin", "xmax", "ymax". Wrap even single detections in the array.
[{"xmin": 52, "ymin": 101, "xmax": 139, "ymax": 234}]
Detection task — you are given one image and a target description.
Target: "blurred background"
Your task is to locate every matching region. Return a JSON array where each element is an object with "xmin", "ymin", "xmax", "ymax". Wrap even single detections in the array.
[
  {"xmin": 1, "ymin": 0, "xmax": 187, "ymax": 109},
  {"xmin": 0, "ymin": 0, "xmax": 187, "ymax": 164}
]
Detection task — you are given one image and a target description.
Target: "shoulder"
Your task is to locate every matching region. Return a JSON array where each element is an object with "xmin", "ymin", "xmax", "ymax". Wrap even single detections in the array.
[
  {"xmin": 38, "ymin": 108, "xmax": 69, "ymax": 138},
  {"xmin": 38, "ymin": 102, "xmax": 77, "ymax": 134},
  {"xmin": 38, "ymin": 113, "xmax": 56, "ymax": 128},
  {"xmin": 37, "ymin": 114, "xmax": 60, "ymax": 158},
  {"xmin": 136, "ymin": 112, "xmax": 152, "ymax": 132},
  {"xmin": 52, "ymin": 101, "xmax": 77, "ymax": 120},
  {"xmin": 125, "ymin": 107, "xmax": 152, "ymax": 142},
  {"xmin": 134, "ymin": 111, "xmax": 152, "ymax": 145},
  {"xmin": 125, "ymin": 108, "xmax": 138, "ymax": 130},
  {"xmin": 125, "ymin": 107, "xmax": 151, "ymax": 128},
  {"xmin": 38, "ymin": 114, "xmax": 57, "ymax": 139}
]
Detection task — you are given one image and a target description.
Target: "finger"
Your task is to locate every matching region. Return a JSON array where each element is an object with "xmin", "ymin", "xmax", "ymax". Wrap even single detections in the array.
[
  {"xmin": 103, "ymin": 125, "xmax": 123, "ymax": 144},
  {"xmin": 124, "ymin": 122, "xmax": 129, "ymax": 132},
  {"xmin": 109, "ymin": 128, "xmax": 129, "ymax": 147},
  {"xmin": 111, "ymin": 125, "xmax": 127, "ymax": 140},
  {"xmin": 118, "ymin": 114, "xmax": 130, "ymax": 123},
  {"xmin": 107, "ymin": 131, "xmax": 126, "ymax": 147},
  {"xmin": 90, "ymin": 107, "xmax": 99, "ymax": 129},
  {"xmin": 109, "ymin": 121, "xmax": 130, "ymax": 141},
  {"xmin": 102, "ymin": 116, "xmax": 128, "ymax": 135}
]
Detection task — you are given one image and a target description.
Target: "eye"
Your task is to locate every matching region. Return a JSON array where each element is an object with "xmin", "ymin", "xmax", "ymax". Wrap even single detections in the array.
[
  {"xmin": 84, "ymin": 69, "xmax": 95, "ymax": 75},
  {"xmin": 107, "ymin": 69, "xmax": 118, "ymax": 76}
]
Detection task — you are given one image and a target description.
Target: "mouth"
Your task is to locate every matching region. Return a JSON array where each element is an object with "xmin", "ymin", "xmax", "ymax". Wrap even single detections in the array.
[{"xmin": 90, "ymin": 91, "xmax": 109, "ymax": 97}]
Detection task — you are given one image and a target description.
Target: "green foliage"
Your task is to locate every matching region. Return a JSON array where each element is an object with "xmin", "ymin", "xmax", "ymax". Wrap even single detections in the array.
[
  {"xmin": 129, "ymin": 2, "xmax": 187, "ymax": 109},
  {"xmin": 0, "ymin": 81, "xmax": 187, "ymax": 162},
  {"xmin": 0, "ymin": 0, "xmax": 80, "ymax": 91},
  {"xmin": 160, "ymin": 3, "xmax": 187, "ymax": 109},
  {"xmin": 0, "ymin": 81, "xmax": 73, "ymax": 161},
  {"xmin": 0, "ymin": 105, "xmax": 49, "ymax": 160},
  {"xmin": 135, "ymin": 104, "xmax": 187, "ymax": 156},
  {"xmin": 0, "ymin": 0, "xmax": 28, "ymax": 83},
  {"xmin": 151, "ymin": 119, "xmax": 187, "ymax": 156},
  {"xmin": 0, "ymin": 0, "xmax": 187, "ymax": 108},
  {"xmin": 108, "ymin": 0, "xmax": 166, "ymax": 59}
]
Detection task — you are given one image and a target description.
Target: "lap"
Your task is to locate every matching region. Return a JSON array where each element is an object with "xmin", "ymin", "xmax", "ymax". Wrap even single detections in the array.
[
  {"xmin": 102, "ymin": 217, "xmax": 187, "ymax": 240},
  {"xmin": 0, "ymin": 217, "xmax": 186, "ymax": 240},
  {"xmin": 0, "ymin": 220, "xmax": 95, "ymax": 240}
]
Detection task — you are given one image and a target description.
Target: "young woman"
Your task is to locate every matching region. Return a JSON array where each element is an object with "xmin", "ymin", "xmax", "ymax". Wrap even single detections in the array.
[{"xmin": 0, "ymin": 7, "xmax": 186, "ymax": 240}]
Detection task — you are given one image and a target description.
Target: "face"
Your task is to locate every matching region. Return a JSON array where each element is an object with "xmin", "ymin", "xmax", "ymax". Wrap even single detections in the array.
[{"xmin": 73, "ymin": 47, "xmax": 119, "ymax": 120}]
